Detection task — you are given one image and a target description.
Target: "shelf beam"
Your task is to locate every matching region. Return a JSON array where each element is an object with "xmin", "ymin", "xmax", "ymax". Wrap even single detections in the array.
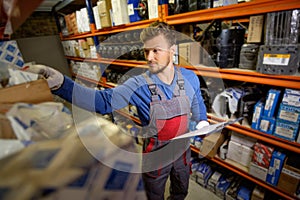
[
  {"xmin": 165, "ymin": 0, "xmax": 300, "ymax": 25},
  {"xmin": 66, "ymin": 57, "xmax": 300, "ymax": 90},
  {"xmin": 61, "ymin": 19, "xmax": 159, "ymax": 40}
]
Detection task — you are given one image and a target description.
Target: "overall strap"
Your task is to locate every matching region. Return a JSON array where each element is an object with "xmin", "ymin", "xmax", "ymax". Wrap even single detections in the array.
[
  {"xmin": 142, "ymin": 73, "xmax": 166, "ymax": 102},
  {"xmin": 173, "ymin": 68, "xmax": 186, "ymax": 97}
]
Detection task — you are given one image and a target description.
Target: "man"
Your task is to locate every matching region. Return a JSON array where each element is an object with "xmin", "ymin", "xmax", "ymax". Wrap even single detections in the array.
[{"xmin": 24, "ymin": 21, "xmax": 208, "ymax": 200}]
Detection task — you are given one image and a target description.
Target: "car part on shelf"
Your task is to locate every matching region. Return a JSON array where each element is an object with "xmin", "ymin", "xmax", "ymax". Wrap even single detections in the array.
[{"xmin": 239, "ymin": 44, "xmax": 260, "ymax": 70}]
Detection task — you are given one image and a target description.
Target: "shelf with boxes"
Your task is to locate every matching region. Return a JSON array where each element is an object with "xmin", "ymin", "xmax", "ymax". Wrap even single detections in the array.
[
  {"xmin": 58, "ymin": 0, "xmax": 160, "ymax": 40},
  {"xmin": 54, "ymin": 1, "xmax": 300, "ymax": 199},
  {"xmin": 190, "ymin": 128, "xmax": 300, "ymax": 200},
  {"xmin": 67, "ymin": 56, "xmax": 300, "ymax": 89},
  {"xmin": 208, "ymin": 115, "xmax": 300, "ymax": 154},
  {"xmin": 190, "ymin": 145, "xmax": 296, "ymax": 200}
]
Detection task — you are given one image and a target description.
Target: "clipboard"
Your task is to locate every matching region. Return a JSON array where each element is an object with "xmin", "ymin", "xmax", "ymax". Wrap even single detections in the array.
[{"xmin": 172, "ymin": 117, "xmax": 243, "ymax": 140}]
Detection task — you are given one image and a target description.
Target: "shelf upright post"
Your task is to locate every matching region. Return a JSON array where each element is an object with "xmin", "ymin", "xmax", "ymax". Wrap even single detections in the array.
[
  {"xmin": 85, "ymin": 0, "xmax": 100, "ymax": 52},
  {"xmin": 159, "ymin": 0, "xmax": 168, "ymax": 22},
  {"xmin": 52, "ymin": 1, "xmax": 64, "ymax": 40}
]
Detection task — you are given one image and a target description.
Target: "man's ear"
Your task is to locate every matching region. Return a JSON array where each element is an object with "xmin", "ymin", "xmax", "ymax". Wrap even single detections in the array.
[{"xmin": 169, "ymin": 44, "xmax": 176, "ymax": 54}]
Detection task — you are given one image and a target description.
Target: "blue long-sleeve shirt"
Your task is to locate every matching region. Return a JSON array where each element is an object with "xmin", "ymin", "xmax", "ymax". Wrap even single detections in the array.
[{"xmin": 53, "ymin": 67, "xmax": 207, "ymax": 126}]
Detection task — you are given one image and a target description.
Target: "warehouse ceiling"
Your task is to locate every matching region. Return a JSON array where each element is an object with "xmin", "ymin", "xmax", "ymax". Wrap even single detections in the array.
[{"xmin": 35, "ymin": 0, "xmax": 98, "ymax": 14}]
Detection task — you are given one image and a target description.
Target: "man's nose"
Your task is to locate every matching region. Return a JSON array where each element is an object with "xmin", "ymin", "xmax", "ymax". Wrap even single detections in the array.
[{"xmin": 146, "ymin": 50, "xmax": 155, "ymax": 61}]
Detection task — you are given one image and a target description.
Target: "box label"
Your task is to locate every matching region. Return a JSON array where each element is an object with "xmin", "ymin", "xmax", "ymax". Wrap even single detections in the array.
[{"xmin": 263, "ymin": 54, "xmax": 290, "ymax": 66}]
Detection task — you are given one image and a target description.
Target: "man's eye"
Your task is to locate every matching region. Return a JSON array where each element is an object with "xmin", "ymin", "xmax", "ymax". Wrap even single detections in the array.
[{"xmin": 153, "ymin": 49, "xmax": 158, "ymax": 53}]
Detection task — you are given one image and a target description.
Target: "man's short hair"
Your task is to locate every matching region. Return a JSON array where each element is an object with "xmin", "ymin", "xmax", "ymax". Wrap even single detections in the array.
[{"xmin": 140, "ymin": 21, "xmax": 176, "ymax": 47}]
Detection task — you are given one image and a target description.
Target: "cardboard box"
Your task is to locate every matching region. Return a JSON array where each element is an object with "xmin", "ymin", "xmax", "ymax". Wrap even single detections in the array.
[
  {"xmin": 227, "ymin": 140, "xmax": 253, "ymax": 167},
  {"xmin": 0, "ymin": 115, "xmax": 15, "ymax": 139},
  {"xmin": 178, "ymin": 42, "xmax": 201, "ymax": 66},
  {"xmin": 273, "ymin": 120, "xmax": 299, "ymax": 141},
  {"xmin": 230, "ymin": 131, "xmax": 256, "ymax": 148},
  {"xmin": 277, "ymin": 103, "xmax": 300, "ymax": 123},
  {"xmin": 148, "ymin": 0, "xmax": 158, "ymax": 19},
  {"xmin": 247, "ymin": 15, "xmax": 264, "ymax": 43},
  {"xmin": 200, "ymin": 131, "xmax": 225, "ymax": 158},
  {"xmin": 196, "ymin": 162, "xmax": 213, "ymax": 187},
  {"xmin": 190, "ymin": 157, "xmax": 202, "ymax": 181},
  {"xmin": 97, "ymin": 0, "xmax": 112, "ymax": 28},
  {"xmin": 0, "ymin": 79, "xmax": 53, "ymax": 104},
  {"xmin": 251, "ymin": 185, "xmax": 265, "ymax": 200},
  {"xmin": 225, "ymin": 177, "xmax": 242, "ymax": 200},
  {"xmin": 216, "ymin": 174, "xmax": 234, "ymax": 199},
  {"xmin": 263, "ymin": 89, "xmax": 281, "ymax": 118},
  {"xmin": 249, "ymin": 162, "xmax": 268, "ymax": 181},
  {"xmin": 266, "ymin": 151, "xmax": 286, "ymax": 186},
  {"xmin": 258, "ymin": 116, "xmax": 276, "ymax": 135},
  {"xmin": 111, "ymin": 0, "xmax": 130, "ymax": 26},
  {"xmin": 251, "ymin": 101, "xmax": 264, "ymax": 130},
  {"xmin": 252, "ymin": 142, "xmax": 274, "ymax": 168},
  {"xmin": 278, "ymin": 159, "xmax": 300, "ymax": 195},
  {"xmin": 282, "ymin": 88, "xmax": 300, "ymax": 107},
  {"xmin": 207, "ymin": 171, "xmax": 222, "ymax": 193},
  {"xmin": 237, "ymin": 184, "xmax": 252, "ymax": 200}
]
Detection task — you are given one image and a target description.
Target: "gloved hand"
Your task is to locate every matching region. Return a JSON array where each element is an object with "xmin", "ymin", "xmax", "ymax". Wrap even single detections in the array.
[
  {"xmin": 196, "ymin": 120, "xmax": 209, "ymax": 130},
  {"xmin": 22, "ymin": 64, "xmax": 64, "ymax": 90}
]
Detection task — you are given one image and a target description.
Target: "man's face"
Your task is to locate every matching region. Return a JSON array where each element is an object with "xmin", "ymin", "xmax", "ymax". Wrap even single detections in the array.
[{"xmin": 143, "ymin": 34, "xmax": 174, "ymax": 74}]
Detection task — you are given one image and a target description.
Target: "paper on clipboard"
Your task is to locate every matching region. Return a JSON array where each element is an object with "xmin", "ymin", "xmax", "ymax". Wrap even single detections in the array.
[{"xmin": 172, "ymin": 117, "xmax": 243, "ymax": 140}]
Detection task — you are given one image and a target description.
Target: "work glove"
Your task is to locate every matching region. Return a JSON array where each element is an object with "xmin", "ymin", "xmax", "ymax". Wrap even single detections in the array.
[
  {"xmin": 22, "ymin": 64, "xmax": 64, "ymax": 90},
  {"xmin": 196, "ymin": 120, "xmax": 209, "ymax": 130}
]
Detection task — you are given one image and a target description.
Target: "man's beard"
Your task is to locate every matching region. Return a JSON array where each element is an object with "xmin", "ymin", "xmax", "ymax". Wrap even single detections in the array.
[{"xmin": 148, "ymin": 58, "xmax": 170, "ymax": 74}]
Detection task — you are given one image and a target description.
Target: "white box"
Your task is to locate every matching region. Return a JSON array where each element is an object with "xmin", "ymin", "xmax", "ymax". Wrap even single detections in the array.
[
  {"xmin": 282, "ymin": 88, "xmax": 300, "ymax": 107},
  {"xmin": 93, "ymin": 6, "xmax": 102, "ymax": 30},
  {"xmin": 273, "ymin": 120, "xmax": 299, "ymax": 141},
  {"xmin": 249, "ymin": 162, "xmax": 268, "ymax": 181},
  {"xmin": 230, "ymin": 131, "xmax": 256, "ymax": 148},
  {"xmin": 227, "ymin": 140, "xmax": 253, "ymax": 167},
  {"xmin": 111, "ymin": 0, "xmax": 130, "ymax": 26},
  {"xmin": 207, "ymin": 171, "xmax": 222, "ymax": 193},
  {"xmin": 148, "ymin": 0, "xmax": 158, "ymax": 19},
  {"xmin": 277, "ymin": 103, "xmax": 300, "ymax": 123}
]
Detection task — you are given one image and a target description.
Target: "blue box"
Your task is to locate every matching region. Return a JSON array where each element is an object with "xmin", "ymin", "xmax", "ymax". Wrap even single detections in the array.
[
  {"xmin": 277, "ymin": 103, "xmax": 300, "ymax": 124},
  {"xmin": 266, "ymin": 151, "xmax": 286, "ymax": 186},
  {"xmin": 273, "ymin": 120, "xmax": 299, "ymax": 141},
  {"xmin": 251, "ymin": 101, "xmax": 264, "ymax": 130},
  {"xmin": 263, "ymin": 89, "xmax": 281, "ymax": 117},
  {"xmin": 282, "ymin": 88, "xmax": 300, "ymax": 107},
  {"xmin": 258, "ymin": 116, "xmax": 276, "ymax": 134},
  {"xmin": 216, "ymin": 174, "xmax": 234, "ymax": 198},
  {"xmin": 195, "ymin": 162, "xmax": 213, "ymax": 187},
  {"xmin": 237, "ymin": 185, "xmax": 252, "ymax": 200},
  {"xmin": 127, "ymin": 0, "xmax": 143, "ymax": 23}
]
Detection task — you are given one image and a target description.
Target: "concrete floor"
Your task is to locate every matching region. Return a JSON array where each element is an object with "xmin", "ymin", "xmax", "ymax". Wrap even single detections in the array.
[
  {"xmin": 186, "ymin": 179, "xmax": 221, "ymax": 200},
  {"xmin": 165, "ymin": 178, "xmax": 222, "ymax": 200}
]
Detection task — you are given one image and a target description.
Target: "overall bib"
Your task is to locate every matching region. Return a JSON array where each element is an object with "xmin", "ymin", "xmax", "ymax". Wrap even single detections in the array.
[{"xmin": 142, "ymin": 69, "xmax": 191, "ymax": 200}]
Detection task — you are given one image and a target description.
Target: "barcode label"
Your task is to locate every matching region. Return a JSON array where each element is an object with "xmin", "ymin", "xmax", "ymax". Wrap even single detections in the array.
[
  {"xmin": 260, "ymin": 120, "xmax": 269, "ymax": 132},
  {"xmin": 128, "ymin": 4, "xmax": 134, "ymax": 16},
  {"xmin": 252, "ymin": 106, "xmax": 262, "ymax": 122},
  {"xmin": 265, "ymin": 93, "xmax": 275, "ymax": 110},
  {"xmin": 263, "ymin": 54, "xmax": 290, "ymax": 66}
]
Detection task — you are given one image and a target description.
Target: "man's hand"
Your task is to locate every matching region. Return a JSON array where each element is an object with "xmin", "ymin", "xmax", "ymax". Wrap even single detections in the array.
[
  {"xmin": 22, "ymin": 64, "xmax": 64, "ymax": 90},
  {"xmin": 196, "ymin": 120, "xmax": 209, "ymax": 130}
]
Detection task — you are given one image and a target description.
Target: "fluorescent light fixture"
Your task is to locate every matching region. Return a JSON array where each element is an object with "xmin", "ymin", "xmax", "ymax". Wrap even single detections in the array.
[{"xmin": 35, "ymin": 0, "xmax": 74, "ymax": 12}]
